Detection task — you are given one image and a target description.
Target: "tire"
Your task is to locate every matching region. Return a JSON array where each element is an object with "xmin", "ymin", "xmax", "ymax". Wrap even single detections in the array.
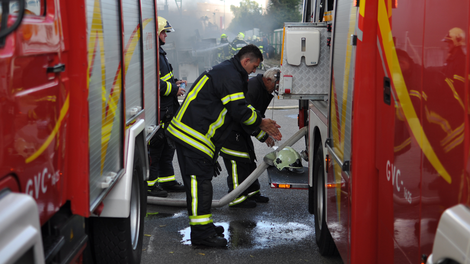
[
  {"xmin": 308, "ymin": 184, "xmax": 315, "ymax": 214},
  {"xmin": 313, "ymin": 145, "xmax": 337, "ymax": 256},
  {"xmin": 89, "ymin": 147, "xmax": 147, "ymax": 264}
]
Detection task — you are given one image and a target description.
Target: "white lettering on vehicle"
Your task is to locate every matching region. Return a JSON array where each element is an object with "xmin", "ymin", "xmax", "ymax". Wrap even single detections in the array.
[
  {"xmin": 25, "ymin": 168, "xmax": 61, "ymax": 199},
  {"xmin": 386, "ymin": 160, "xmax": 412, "ymax": 204}
]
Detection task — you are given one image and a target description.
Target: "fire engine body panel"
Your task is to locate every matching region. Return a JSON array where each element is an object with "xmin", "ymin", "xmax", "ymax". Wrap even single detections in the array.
[
  {"xmin": 278, "ymin": 0, "xmax": 470, "ymax": 263},
  {"xmin": 0, "ymin": 0, "xmax": 160, "ymax": 262}
]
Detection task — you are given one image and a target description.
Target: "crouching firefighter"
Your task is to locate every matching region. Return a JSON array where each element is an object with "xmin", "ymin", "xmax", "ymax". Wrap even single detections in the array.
[{"xmin": 221, "ymin": 67, "xmax": 281, "ymax": 208}]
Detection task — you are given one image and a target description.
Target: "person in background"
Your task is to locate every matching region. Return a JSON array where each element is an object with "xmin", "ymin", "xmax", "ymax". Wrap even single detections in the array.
[
  {"xmin": 218, "ymin": 33, "xmax": 231, "ymax": 61},
  {"xmin": 231, "ymin": 32, "xmax": 248, "ymax": 57},
  {"xmin": 250, "ymin": 35, "xmax": 265, "ymax": 69},
  {"xmin": 221, "ymin": 67, "xmax": 280, "ymax": 208},
  {"xmin": 147, "ymin": 17, "xmax": 187, "ymax": 197},
  {"xmin": 166, "ymin": 45, "xmax": 282, "ymax": 247}
]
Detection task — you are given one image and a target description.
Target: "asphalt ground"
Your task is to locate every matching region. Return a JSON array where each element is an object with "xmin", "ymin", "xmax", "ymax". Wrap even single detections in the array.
[{"xmin": 141, "ymin": 96, "xmax": 344, "ymax": 264}]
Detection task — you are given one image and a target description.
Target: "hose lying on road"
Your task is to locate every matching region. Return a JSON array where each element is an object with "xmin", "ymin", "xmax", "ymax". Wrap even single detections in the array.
[{"xmin": 147, "ymin": 126, "xmax": 308, "ymax": 207}]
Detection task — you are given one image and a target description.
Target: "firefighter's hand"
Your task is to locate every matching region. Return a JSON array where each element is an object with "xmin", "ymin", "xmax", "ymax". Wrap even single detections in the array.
[
  {"xmin": 265, "ymin": 137, "xmax": 275, "ymax": 148},
  {"xmin": 260, "ymin": 118, "xmax": 282, "ymax": 141},
  {"xmin": 214, "ymin": 161, "xmax": 222, "ymax": 177},
  {"xmin": 177, "ymin": 87, "xmax": 186, "ymax": 96}
]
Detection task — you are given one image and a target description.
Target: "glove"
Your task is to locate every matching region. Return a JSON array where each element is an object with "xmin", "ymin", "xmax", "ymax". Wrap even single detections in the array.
[{"xmin": 214, "ymin": 161, "xmax": 222, "ymax": 177}]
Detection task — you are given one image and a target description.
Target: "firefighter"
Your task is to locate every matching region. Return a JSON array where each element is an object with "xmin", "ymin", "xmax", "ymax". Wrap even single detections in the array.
[
  {"xmin": 221, "ymin": 67, "xmax": 280, "ymax": 208},
  {"xmin": 231, "ymin": 32, "xmax": 248, "ymax": 57},
  {"xmin": 442, "ymin": 27, "xmax": 466, "ymax": 79},
  {"xmin": 250, "ymin": 35, "xmax": 265, "ymax": 69},
  {"xmin": 218, "ymin": 33, "xmax": 231, "ymax": 61},
  {"xmin": 166, "ymin": 44, "xmax": 282, "ymax": 247},
  {"xmin": 147, "ymin": 16, "xmax": 186, "ymax": 197}
]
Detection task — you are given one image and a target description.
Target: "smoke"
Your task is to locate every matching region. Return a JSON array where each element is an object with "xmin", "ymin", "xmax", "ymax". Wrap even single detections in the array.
[{"xmin": 159, "ymin": 5, "xmax": 238, "ymax": 83}]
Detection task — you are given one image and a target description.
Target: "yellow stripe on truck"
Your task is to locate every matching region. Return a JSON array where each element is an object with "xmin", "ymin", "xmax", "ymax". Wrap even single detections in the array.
[{"xmin": 377, "ymin": 0, "xmax": 451, "ymax": 184}]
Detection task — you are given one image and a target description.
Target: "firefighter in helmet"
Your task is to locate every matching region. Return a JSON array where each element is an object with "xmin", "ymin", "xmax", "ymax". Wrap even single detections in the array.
[
  {"xmin": 442, "ymin": 27, "xmax": 466, "ymax": 79},
  {"xmin": 218, "ymin": 33, "xmax": 231, "ymax": 61},
  {"xmin": 231, "ymin": 32, "xmax": 248, "ymax": 56},
  {"xmin": 147, "ymin": 17, "xmax": 187, "ymax": 197}
]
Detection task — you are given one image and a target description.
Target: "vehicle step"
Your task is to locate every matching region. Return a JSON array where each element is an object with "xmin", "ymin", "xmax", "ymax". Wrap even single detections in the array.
[{"xmin": 267, "ymin": 166, "xmax": 309, "ymax": 189}]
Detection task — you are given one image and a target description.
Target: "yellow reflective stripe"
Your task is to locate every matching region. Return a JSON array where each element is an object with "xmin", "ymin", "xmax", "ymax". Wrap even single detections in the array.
[
  {"xmin": 221, "ymin": 92, "xmax": 245, "ymax": 105},
  {"xmin": 231, "ymin": 160, "xmax": 238, "ymax": 188},
  {"xmin": 161, "ymin": 71, "xmax": 173, "ymax": 81},
  {"xmin": 221, "ymin": 148, "xmax": 250, "ymax": 159},
  {"xmin": 176, "ymin": 75, "xmax": 209, "ymax": 120},
  {"xmin": 454, "ymin": 75, "xmax": 465, "ymax": 82},
  {"xmin": 206, "ymin": 108, "xmax": 227, "ymax": 140},
  {"xmin": 243, "ymin": 108, "xmax": 257, "ymax": 125},
  {"xmin": 158, "ymin": 175, "xmax": 176, "ymax": 182},
  {"xmin": 164, "ymin": 81, "xmax": 172, "ymax": 96},
  {"xmin": 167, "ymin": 123, "xmax": 214, "ymax": 158},
  {"xmin": 147, "ymin": 179, "xmax": 158, "ymax": 186},
  {"xmin": 26, "ymin": 94, "xmax": 70, "ymax": 163},
  {"xmin": 378, "ymin": 0, "xmax": 451, "ymax": 183},
  {"xmin": 445, "ymin": 78, "xmax": 464, "ymax": 110},
  {"xmin": 256, "ymin": 130, "xmax": 266, "ymax": 140},
  {"xmin": 190, "ymin": 175, "xmax": 198, "ymax": 216},
  {"xmin": 170, "ymin": 118, "xmax": 215, "ymax": 152},
  {"xmin": 189, "ymin": 214, "xmax": 213, "ymax": 225},
  {"xmin": 247, "ymin": 190, "xmax": 259, "ymax": 197},
  {"xmin": 229, "ymin": 195, "xmax": 247, "ymax": 206}
]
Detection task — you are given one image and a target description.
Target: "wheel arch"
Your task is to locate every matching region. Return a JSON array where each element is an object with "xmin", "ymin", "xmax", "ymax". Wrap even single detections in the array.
[{"xmin": 98, "ymin": 119, "xmax": 148, "ymax": 218}]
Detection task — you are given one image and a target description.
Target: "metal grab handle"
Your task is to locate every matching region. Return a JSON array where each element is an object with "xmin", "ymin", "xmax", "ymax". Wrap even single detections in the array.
[{"xmin": 47, "ymin": 63, "xmax": 66, "ymax": 73}]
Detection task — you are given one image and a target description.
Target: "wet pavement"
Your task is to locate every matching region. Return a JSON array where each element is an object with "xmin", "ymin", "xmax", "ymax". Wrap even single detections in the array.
[{"xmin": 141, "ymin": 100, "xmax": 344, "ymax": 264}]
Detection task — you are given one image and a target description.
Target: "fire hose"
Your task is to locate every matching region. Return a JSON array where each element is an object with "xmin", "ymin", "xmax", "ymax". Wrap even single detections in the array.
[{"xmin": 147, "ymin": 126, "xmax": 307, "ymax": 207}]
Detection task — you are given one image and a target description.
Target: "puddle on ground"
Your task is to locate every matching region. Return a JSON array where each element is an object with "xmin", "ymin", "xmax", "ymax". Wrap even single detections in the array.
[
  {"xmin": 146, "ymin": 211, "xmax": 186, "ymax": 219},
  {"xmin": 179, "ymin": 220, "xmax": 312, "ymax": 249}
]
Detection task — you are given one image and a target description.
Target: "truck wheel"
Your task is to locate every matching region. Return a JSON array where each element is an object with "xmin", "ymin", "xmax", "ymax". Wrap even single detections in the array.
[
  {"xmin": 90, "ymin": 150, "xmax": 147, "ymax": 264},
  {"xmin": 313, "ymin": 145, "xmax": 337, "ymax": 256},
  {"xmin": 308, "ymin": 184, "xmax": 315, "ymax": 214}
]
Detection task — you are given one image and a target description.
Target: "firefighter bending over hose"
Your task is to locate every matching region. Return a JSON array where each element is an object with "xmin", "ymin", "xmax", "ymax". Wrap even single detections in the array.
[
  {"xmin": 166, "ymin": 44, "xmax": 282, "ymax": 247},
  {"xmin": 221, "ymin": 67, "xmax": 281, "ymax": 208}
]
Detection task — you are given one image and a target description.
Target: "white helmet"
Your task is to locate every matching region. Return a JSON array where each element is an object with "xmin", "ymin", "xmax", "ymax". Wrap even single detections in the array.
[{"xmin": 274, "ymin": 147, "xmax": 302, "ymax": 171}]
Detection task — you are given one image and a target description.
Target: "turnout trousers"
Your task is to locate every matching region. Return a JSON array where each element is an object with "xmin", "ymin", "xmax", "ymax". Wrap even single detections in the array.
[
  {"xmin": 175, "ymin": 143, "xmax": 218, "ymax": 241},
  {"xmin": 222, "ymin": 157, "xmax": 260, "ymax": 206},
  {"xmin": 148, "ymin": 130, "xmax": 176, "ymax": 187}
]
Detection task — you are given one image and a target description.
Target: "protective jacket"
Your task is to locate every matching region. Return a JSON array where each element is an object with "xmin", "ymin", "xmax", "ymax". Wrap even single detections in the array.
[
  {"xmin": 231, "ymin": 39, "xmax": 248, "ymax": 56},
  {"xmin": 166, "ymin": 56, "xmax": 262, "ymax": 163},
  {"xmin": 159, "ymin": 46, "xmax": 180, "ymax": 122},
  {"xmin": 220, "ymin": 74, "xmax": 273, "ymax": 163}
]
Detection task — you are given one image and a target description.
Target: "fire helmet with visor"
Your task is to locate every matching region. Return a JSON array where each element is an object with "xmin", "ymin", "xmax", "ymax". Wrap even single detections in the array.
[
  {"xmin": 158, "ymin": 16, "xmax": 175, "ymax": 35},
  {"xmin": 274, "ymin": 146, "xmax": 303, "ymax": 172}
]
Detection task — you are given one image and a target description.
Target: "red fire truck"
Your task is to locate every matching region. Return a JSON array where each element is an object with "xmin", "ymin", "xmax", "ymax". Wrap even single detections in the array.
[
  {"xmin": 274, "ymin": 0, "xmax": 470, "ymax": 263},
  {"xmin": 0, "ymin": 0, "xmax": 161, "ymax": 263}
]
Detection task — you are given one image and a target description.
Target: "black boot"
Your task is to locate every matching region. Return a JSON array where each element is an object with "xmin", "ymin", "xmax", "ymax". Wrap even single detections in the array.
[
  {"xmin": 248, "ymin": 193, "xmax": 269, "ymax": 203},
  {"xmin": 192, "ymin": 234, "xmax": 227, "ymax": 247},
  {"xmin": 160, "ymin": 181, "xmax": 185, "ymax": 192},
  {"xmin": 147, "ymin": 184, "xmax": 168, "ymax": 197},
  {"xmin": 215, "ymin": 225, "xmax": 224, "ymax": 236}
]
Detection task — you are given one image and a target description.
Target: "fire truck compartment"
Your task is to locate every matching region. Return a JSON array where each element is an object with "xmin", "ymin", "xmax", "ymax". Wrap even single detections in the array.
[{"xmin": 267, "ymin": 166, "xmax": 309, "ymax": 189}]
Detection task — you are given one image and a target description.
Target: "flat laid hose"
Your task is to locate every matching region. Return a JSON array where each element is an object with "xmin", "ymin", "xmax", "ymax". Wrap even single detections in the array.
[{"xmin": 147, "ymin": 126, "xmax": 307, "ymax": 207}]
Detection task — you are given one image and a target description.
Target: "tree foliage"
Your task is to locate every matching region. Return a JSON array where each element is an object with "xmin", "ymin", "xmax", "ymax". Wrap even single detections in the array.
[
  {"xmin": 227, "ymin": 0, "xmax": 302, "ymax": 34},
  {"xmin": 264, "ymin": 0, "xmax": 302, "ymax": 31},
  {"xmin": 227, "ymin": 0, "xmax": 263, "ymax": 34}
]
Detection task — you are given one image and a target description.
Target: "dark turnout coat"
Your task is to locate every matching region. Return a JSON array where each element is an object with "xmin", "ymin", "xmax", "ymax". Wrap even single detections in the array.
[{"xmin": 166, "ymin": 57, "xmax": 262, "ymax": 163}]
